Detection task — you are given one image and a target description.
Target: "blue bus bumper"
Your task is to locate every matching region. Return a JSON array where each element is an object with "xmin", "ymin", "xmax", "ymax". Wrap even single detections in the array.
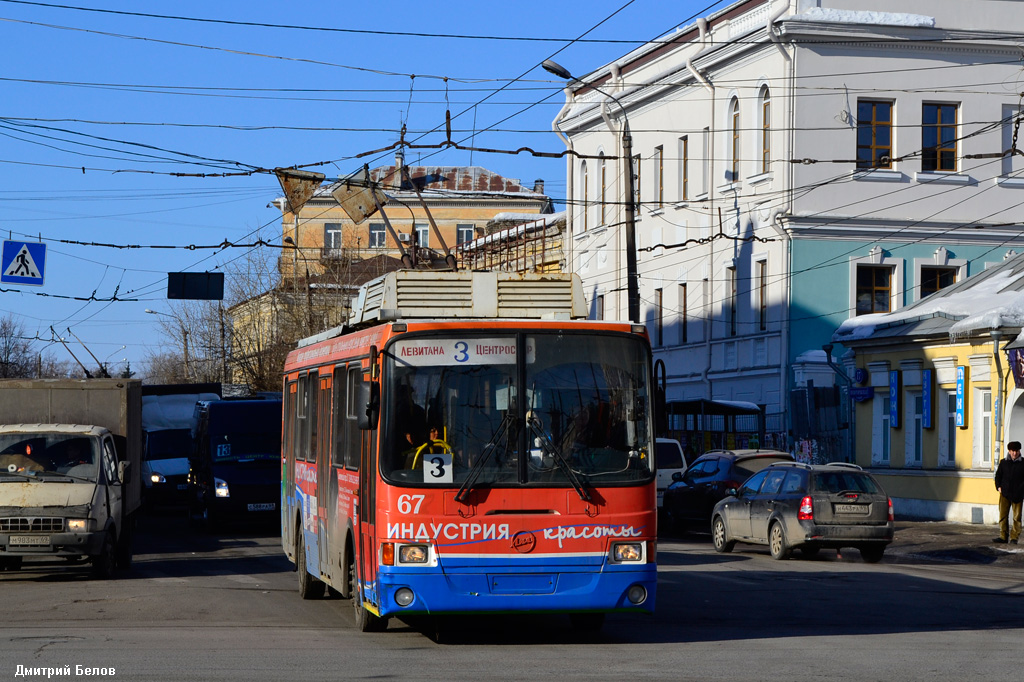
[{"xmin": 372, "ymin": 563, "xmax": 656, "ymax": 618}]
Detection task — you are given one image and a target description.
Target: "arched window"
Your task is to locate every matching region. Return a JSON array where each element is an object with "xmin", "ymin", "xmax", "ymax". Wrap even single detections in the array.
[
  {"xmin": 760, "ymin": 86, "xmax": 771, "ymax": 175},
  {"xmin": 580, "ymin": 161, "xmax": 589, "ymax": 232},
  {"xmin": 730, "ymin": 97, "xmax": 740, "ymax": 181},
  {"xmin": 599, "ymin": 153, "xmax": 608, "ymax": 225}
]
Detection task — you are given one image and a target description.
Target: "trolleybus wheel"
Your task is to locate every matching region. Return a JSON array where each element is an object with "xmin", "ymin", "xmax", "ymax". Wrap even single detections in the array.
[{"xmin": 296, "ymin": 524, "xmax": 325, "ymax": 600}]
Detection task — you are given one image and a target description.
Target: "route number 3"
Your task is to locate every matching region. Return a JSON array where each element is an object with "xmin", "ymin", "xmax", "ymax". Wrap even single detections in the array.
[{"xmin": 424, "ymin": 453, "xmax": 453, "ymax": 484}]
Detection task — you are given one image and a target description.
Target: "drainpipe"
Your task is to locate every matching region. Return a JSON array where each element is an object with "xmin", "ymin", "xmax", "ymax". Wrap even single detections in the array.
[
  {"xmin": 689, "ymin": 17, "xmax": 715, "ymax": 398},
  {"xmin": 822, "ymin": 343, "xmax": 855, "ymax": 463},
  {"xmin": 993, "ymin": 329, "xmax": 1006, "ymax": 469},
  {"xmin": 766, "ymin": 0, "xmax": 792, "ymax": 61},
  {"xmin": 771, "ymin": 211, "xmax": 792, "ymax": 430},
  {"xmin": 552, "ymin": 89, "xmax": 574, "ymax": 271}
]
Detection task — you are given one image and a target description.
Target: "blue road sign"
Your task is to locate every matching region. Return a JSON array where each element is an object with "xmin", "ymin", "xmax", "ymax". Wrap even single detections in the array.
[{"xmin": 1, "ymin": 241, "xmax": 46, "ymax": 286}]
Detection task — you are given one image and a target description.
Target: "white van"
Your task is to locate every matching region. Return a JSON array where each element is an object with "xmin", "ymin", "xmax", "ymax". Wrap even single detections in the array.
[{"xmin": 655, "ymin": 438, "xmax": 687, "ymax": 509}]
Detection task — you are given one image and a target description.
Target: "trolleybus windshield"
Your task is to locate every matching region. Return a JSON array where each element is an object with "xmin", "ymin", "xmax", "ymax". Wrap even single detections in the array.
[{"xmin": 381, "ymin": 331, "xmax": 653, "ymax": 489}]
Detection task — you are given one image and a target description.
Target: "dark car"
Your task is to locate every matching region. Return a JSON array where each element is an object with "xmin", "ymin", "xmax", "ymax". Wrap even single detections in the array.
[
  {"xmin": 187, "ymin": 398, "xmax": 282, "ymax": 529},
  {"xmin": 662, "ymin": 449, "xmax": 794, "ymax": 534},
  {"xmin": 710, "ymin": 462, "xmax": 894, "ymax": 562}
]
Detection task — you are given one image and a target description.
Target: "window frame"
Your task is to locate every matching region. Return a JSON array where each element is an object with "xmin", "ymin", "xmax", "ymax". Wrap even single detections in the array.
[
  {"xmin": 679, "ymin": 136, "xmax": 689, "ymax": 202},
  {"xmin": 922, "ymin": 102, "xmax": 958, "ymax": 173},
  {"xmin": 857, "ymin": 99, "xmax": 894, "ymax": 170},
  {"xmin": 730, "ymin": 97, "xmax": 741, "ymax": 181},
  {"xmin": 760, "ymin": 86, "xmax": 771, "ymax": 175}
]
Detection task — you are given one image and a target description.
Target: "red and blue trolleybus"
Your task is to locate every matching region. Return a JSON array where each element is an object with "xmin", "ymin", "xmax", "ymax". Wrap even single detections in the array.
[{"xmin": 281, "ymin": 271, "xmax": 657, "ymax": 632}]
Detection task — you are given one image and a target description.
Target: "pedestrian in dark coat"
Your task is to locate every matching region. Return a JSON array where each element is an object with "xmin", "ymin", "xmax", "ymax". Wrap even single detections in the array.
[{"xmin": 994, "ymin": 441, "xmax": 1024, "ymax": 543}]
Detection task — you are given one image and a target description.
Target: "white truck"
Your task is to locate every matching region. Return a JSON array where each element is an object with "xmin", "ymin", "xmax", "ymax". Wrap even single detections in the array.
[{"xmin": 0, "ymin": 378, "xmax": 142, "ymax": 578}]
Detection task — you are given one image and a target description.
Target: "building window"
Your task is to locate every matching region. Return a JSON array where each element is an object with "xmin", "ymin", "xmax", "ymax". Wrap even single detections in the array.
[
  {"xmin": 727, "ymin": 266, "xmax": 738, "ymax": 336},
  {"xmin": 654, "ymin": 288, "xmax": 664, "ymax": 346},
  {"xmin": 678, "ymin": 283, "xmax": 688, "ymax": 344},
  {"xmin": 975, "ymin": 389, "xmax": 992, "ymax": 469},
  {"xmin": 701, "ymin": 277, "xmax": 710, "ymax": 342},
  {"xmin": 456, "ymin": 224, "xmax": 475, "ymax": 245},
  {"xmin": 856, "ymin": 265, "xmax": 893, "ymax": 315},
  {"xmin": 368, "ymin": 223, "xmax": 385, "ymax": 248},
  {"xmin": 580, "ymin": 161, "xmax": 589, "ymax": 232},
  {"xmin": 922, "ymin": 103, "xmax": 957, "ymax": 172},
  {"xmin": 906, "ymin": 391, "xmax": 923, "ymax": 467},
  {"xmin": 594, "ymin": 294, "xmax": 604, "ymax": 321},
  {"xmin": 654, "ymin": 146, "xmax": 664, "ymax": 209},
  {"xmin": 757, "ymin": 260, "xmax": 767, "ymax": 331},
  {"xmin": 730, "ymin": 97, "xmax": 740, "ymax": 180},
  {"xmin": 415, "ymin": 223, "xmax": 429, "ymax": 248},
  {"xmin": 857, "ymin": 100, "xmax": 893, "ymax": 169},
  {"xmin": 324, "ymin": 223, "xmax": 343, "ymax": 250},
  {"xmin": 702, "ymin": 127, "xmax": 710, "ymax": 195},
  {"xmin": 873, "ymin": 395, "xmax": 891, "ymax": 466},
  {"xmin": 599, "ymin": 154, "xmax": 607, "ymax": 226},
  {"xmin": 920, "ymin": 265, "xmax": 957, "ymax": 297},
  {"xmin": 679, "ymin": 136, "xmax": 689, "ymax": 201},
  {"xmin": 760, "ymin": 87, "xmax": 771, "ymax": 175},
  {"xmin": 939, "ymin": 390, "xmax": 957, "ymax": 467}
]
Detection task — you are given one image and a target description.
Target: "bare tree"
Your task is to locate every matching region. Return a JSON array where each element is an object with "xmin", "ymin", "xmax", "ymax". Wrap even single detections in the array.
[{"xmin": 0, "ymin": 314, "xmax": 35, "ymax": 378}]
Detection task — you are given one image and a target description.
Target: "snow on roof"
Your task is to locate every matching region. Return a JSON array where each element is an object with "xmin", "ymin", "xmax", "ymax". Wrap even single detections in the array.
[
  {"xmin": 835, "ymin": 252, "xmax": 1024, "ymax": 343},
  {"xmin": 789, "ymin": 8, "xmax": 935, "ymax": 28}
]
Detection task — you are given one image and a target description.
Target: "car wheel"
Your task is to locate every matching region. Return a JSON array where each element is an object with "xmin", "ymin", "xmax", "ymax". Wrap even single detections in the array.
[
  {"xmin": 91, "ymin": 530, "xmax": 117, "ymax": 579},
  {"xmin": 768, "ymin": 522, "xmax": 790, "ymax": 560},
  {"xmin": 860, "ymin": 546, "xmax": 885, "ymax": 564},
  {"xmin": 712, "ymin": 516, "xmax": 735, "ymax": 553},
  {"xmin": 296, "ymin": 525, "xmax": 325, "ymax": 600}
]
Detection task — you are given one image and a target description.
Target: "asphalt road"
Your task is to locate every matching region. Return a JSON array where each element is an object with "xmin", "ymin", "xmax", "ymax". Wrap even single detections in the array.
[{"xmin": 1, "ymin": 515, "xmax": 1023, "ymax": 681}]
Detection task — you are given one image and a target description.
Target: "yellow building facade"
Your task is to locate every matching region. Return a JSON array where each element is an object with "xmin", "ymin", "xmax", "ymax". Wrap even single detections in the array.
[{"xmin": 835, "ymin": 252, "xmax": 1024, "ymax": 523}]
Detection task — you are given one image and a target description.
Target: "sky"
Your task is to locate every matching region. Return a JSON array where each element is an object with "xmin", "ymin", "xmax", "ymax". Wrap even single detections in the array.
[{"xmin": 0, "ymin": 0, "xmax": 732, "ymax": 378}]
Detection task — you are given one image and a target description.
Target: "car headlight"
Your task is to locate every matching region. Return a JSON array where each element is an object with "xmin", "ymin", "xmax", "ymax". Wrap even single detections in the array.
[
  {"xmin": 150, "ymin": 473, "xmax": 166, "ymax": 484},
  {"xmin": 215, "ymin": 478, "xmax": 230, "ymax": 498},
  {"xmin": 398, "ymin": 544, "xmax": 429, "ymax": 564},
  {"xmin": 66, "ymin": 519, "xmax": 88, "ymax": 532},
  {"xmin": 611, "ymin": 542, "xmax": 645, "ymax": 563}
]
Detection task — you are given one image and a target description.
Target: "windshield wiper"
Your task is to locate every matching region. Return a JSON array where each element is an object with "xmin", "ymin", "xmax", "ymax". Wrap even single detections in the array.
[
  {"xmin": 0, "ymin": 471, "xmax": 41, "ymax": 481},
  {"xmin": 455, "ymin": 412, "xmax": 515, "ymax": 504},
  {"xmin": 528, "ymin": 418, "xmax": 591, "ymax": 502},
  {"xmin": 36, "ymin": 470, "xmax": 95, "ymax": 483}
]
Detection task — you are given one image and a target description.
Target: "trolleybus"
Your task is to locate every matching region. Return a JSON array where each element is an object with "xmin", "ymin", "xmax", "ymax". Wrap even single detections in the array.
[{"xmin": 281, "ymin": 271, "xmax": 657, "ymax": 632}]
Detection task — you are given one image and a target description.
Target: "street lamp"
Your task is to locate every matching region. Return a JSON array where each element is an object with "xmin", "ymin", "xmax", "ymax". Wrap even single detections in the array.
[
  {"xmin": 102, "ymin": 345, "xmax": 126, "ymax": 378},
  {"xmin": 146, "ymin": 309, "xmax": 189, "ymax": 380},
  {"xmin": 543, "ymin": 59, "xmax": 640, "ymax": 324}
]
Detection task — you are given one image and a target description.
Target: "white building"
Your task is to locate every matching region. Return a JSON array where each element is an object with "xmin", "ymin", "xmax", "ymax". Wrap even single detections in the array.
[{"xmin": 550, "ymin": 0, "xmax": 1024, "ymax": 454}]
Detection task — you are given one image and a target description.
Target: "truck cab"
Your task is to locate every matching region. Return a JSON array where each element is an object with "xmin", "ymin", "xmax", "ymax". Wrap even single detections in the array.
[{"xmin": 0, "ymin": 424, "xmax": 131, "ymax": 577}]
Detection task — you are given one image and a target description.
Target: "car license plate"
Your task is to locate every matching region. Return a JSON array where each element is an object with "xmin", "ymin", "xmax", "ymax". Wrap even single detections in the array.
[
  {"xmin": 9, "ymin": 535, "xmax": 49, "ymax": 546},
  {"xmin": 177, "ymin": 483, "xmax": 188, "ymax": 491},
  {"xmin": 835, "ymin": 503, "xmax": 869, "ymax": 515},
  {"xmin": 248, "ymin": 503, "xmax": 275, "ymax": 512}
]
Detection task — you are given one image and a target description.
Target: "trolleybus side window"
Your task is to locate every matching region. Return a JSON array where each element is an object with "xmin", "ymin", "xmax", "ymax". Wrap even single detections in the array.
[
  {"xmin": 308, "ymin": 371, "xmax": 319, "ymax": 464},
  {"xmin": 346, "ymin": 367, "xmax": 363, "ymax": 471},
  {"xmin": 332, "ymin": 365, "xmax": 346, "ymax": 467},
  {"xmin": 285, "ymin": 381, "xmax": 297, "ymax": 463},
  {"xmin": 296, "ymin": 374, "xmax": 308, "ymax": 462}
]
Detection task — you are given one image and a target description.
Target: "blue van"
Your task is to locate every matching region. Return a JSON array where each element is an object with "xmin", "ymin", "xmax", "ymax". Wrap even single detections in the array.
[{"xmin": 187, "ymin": 398, "xmax": 282, "ymax": 529}]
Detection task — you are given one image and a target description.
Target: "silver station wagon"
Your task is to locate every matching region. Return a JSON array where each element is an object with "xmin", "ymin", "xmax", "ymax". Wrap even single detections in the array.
[{"xmin": 710, "ymin": 462, "xmax": 894, "ymax": 563}]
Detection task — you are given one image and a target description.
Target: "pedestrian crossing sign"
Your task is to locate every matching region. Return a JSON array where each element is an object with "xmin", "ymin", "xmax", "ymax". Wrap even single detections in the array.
[{"xmin": 1, "ymin": 241, "xmax": 46, "ymax": 286}]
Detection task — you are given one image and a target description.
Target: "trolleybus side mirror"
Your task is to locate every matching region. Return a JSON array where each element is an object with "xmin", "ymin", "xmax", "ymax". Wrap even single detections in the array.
[{"xmin": 357, "ymin": 381, "xmax": 379, "ymax": 430}]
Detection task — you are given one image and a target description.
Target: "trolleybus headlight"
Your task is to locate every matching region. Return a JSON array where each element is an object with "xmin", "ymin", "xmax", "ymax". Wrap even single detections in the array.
[
  {"xmin": 398, "ymin": 544, "xmax": 428, "ymax": 564},
  {"xmin": 150, "ymin": 472, "xmax": 166, "ymax": 484},
  {"xmin": 395, "ymin": 587, "xmax": 415, "ymax": 607},
  {"xmin": 214, "ymin": 478, "xmax": 230, "ymax": 498},
  {"xmin": 612, "ymin": 542, "xmax": 644, "ymax": 563},
  {"xmin": 627, "ymin": 584, "xmax": 648, "ymax": 605}
]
